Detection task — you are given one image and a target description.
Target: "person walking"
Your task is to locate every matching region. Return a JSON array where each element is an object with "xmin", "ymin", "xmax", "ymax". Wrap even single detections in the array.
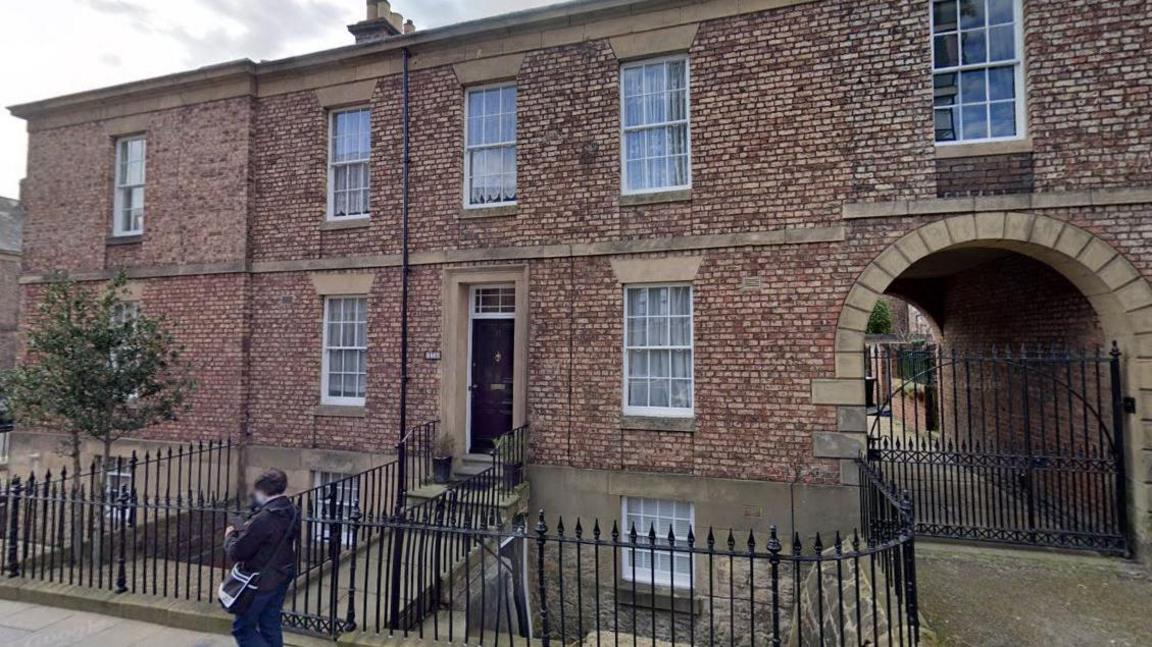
[{"xmin": 224, "ymin": 469, "xmax": 299, "ymax": 647}]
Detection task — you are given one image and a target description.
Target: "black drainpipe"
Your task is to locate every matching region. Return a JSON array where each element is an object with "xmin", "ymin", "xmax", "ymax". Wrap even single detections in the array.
[
  {"xmin": 388, "ymin": 45, "xmax": 412, "ymax": 631},
  {"xmin": 396, "ymin": 46, "xmax": 412, "ymax": 507}
]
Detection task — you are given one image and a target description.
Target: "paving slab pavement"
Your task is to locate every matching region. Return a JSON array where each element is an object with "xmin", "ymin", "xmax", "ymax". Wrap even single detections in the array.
[
  {"xmin": 0, "ymin": 599, "xmax": 233, "ymax": 647},
  {"xmin": 917, "ymin": 542, "xmax": 1152, "ymax": 646}
]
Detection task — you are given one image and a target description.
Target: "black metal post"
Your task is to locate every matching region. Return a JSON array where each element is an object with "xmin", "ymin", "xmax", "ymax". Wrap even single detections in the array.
[
  {"xmin": 535, "ymin": 511, "xmax": 550, "ymax": 646},
  {"xmin": 1109, "ymin": 342, "xmax": 1131, "ymax": 554},
  {"xmin": 115, "ymin": 486, "xmax": 129, "ymax": 593},
  {"xmin": 345, "ymin": 507, "xmax": 361, "ymax": 632},
  {"xmin": 5, "ymin": 477, "xmax": 21, "ymax": 577}
]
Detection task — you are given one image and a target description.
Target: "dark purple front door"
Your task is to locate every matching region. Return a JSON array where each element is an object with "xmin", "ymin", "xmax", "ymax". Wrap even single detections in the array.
[{"xmin": 469, "ymin": 318, "xmax": 515, "ymax": 452}]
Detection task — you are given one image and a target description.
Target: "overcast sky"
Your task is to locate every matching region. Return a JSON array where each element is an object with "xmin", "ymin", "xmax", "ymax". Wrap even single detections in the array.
[{"xmin": 0, "ymin": 0, "xmax": 561, "ymax": 199}]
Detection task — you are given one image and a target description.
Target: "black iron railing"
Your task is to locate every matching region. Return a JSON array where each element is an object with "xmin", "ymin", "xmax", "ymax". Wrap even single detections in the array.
[
  {"xmin": 865, "ymin": 343, "xmax": 1129, "ymax": 554},
  {"xmin": 0, "ymin": 442, "xmax": 240, "ymax": 602}
]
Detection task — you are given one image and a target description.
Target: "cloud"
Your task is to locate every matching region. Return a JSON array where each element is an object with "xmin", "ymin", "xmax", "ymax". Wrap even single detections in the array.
[
  {"xmin": 81, "ymin": 0, "xmax": 149, "ymax": 17},
  {"xmin": 406, "ymin": 0, "xmax": 563, "ymax": 29}
]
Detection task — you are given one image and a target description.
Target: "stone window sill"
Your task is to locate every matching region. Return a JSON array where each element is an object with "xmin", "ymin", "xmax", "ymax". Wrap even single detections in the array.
[
  {"xmin": 935, "ymin": 138, "xmax": 1033, "ymax": 159},
  {"xmin": 106, "ymin": 234, "xmax": 142, "ymax": 246},
  {"xmin": 460, "ymin": 204, "xmax": 519, "ymax": 219},
  {"xmin": 620, "ymin": 415, "xmax": 695, "ymax": 433},
  {"xmin": 619, "ymin": 189, "xmax": 693, "ymax": 207},
  {"xmin": 320, "ymin": 218, "xmax": 371, "ymax": 231},
  {"xmin": 314, "ymin": 404, "xmax": 367, "ymax": 418},
  {"xmin": 616, "ymin": 585, "xmax": 700, "ymax": 615}
]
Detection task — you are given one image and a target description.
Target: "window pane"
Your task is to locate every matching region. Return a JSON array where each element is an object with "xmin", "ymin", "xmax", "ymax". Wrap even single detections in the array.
[
  {"xmin": 988, "ymin": 0, "xmax": 1014, "ymax": 24},
  {"xmin": 934, "ymin": 34, "xmax": 959, "ymax": 69},
  {"xmin": 988, "ymin": 66, "xmax": 1016, "ymax": 101},
  {"xmin": 935, "ymin": 107, "xmax": 958, "ymax": 142},
  {"xmin": 961, "ymin": 69, "xmax": 987, "ymax": 103},
  {"xmin": 628, "ymin": 379, "xmax": 648, "ymax": 407},
  {"xmin": 626, "ymin": 288, "xmax": 647, "ymax": 317},
  {"xmin": 670, "ymin": 350, "xmax": 691, "ymax": 377},
  {"xmin": 649, "ymin": 379, "xmax": 670, "ymax": 407},
  {"xmin": 933, "ymin": 0, "xmax": 958, "ymax": 32},
  {"xmin": 628, "ymin": 350, "xmax": 648, "ymax": 377},
  {"xmin": 959, "ymin": 0, "xmax": 985, "ymax": 29},
  {"xmin": 670, "ymin": 316, "xmax": 691, "ymax": 346},
  {"xmin": 988, "ymin": 25, "xmax": 1015, "ymax": 61},
  {"xmin": 961, "ymin": 29, "xmax": 987, "ymax": 65},
  {"xmin": 989, "ymin": 102, "xmax": 1017, "ymax": 137},
  {"xmin": 934, "ymin": 72, "xmax": 959, "ymax": 106},
  {"xmin": 962, "ymin": 104, "xmax": 989, "ymax": 139},
  {"xmin": 670, "ymin": 380, "xmax": 692, "ymax": 408}
]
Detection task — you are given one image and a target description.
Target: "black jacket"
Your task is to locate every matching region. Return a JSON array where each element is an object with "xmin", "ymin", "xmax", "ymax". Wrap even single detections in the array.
[{"xmin": 224, "ymin": 496, "xmax": 299, "ymax": 590}]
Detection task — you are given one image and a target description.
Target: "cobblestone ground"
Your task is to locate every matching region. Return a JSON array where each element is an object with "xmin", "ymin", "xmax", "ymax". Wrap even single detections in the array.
[{"xmin": 916, "ymin": 542, "xmax": 1152, "ymax": 647}]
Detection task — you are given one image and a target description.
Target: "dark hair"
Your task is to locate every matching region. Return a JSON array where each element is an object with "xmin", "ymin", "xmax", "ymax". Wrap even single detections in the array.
[{"xmin": 254, "ymin": 469, "xmax": 288, "ymax": 496}]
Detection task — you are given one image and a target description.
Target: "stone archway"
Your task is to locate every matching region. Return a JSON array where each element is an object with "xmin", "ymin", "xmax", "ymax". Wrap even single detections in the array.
[{"xmin": 813, "ymin": 211, "xmax": 1152, "ymax": 557}]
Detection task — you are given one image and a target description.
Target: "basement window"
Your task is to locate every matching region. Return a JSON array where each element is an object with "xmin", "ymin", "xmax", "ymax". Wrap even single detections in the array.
[
  {"xmin": 328, "ymin": 107, "xmax": 372, "ymax": 220},
  {"xmin": 621, "ymin": 496, "xmax": 694, "ymax": 589},
  {"xmin": 311, "ymin": 471, "xmax": 361, "ymax": 547},
  {"xmin": 112, "ymin": 135, "xmax": 146, "ymax": 237},
  {"xmin": 932, "ymin": 0, "xmax": 1026, "ymax": 143}
]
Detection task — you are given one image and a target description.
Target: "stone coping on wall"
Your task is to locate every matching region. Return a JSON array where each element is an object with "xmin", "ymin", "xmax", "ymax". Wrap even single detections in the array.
[{"xmin": 843, "ymin": 187, "xmax": 1152, "ymax": 220}]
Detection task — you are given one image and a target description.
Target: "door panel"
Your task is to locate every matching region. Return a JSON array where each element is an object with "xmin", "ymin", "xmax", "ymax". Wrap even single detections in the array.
[{"xmin": 470, "ymin": 318, "xmax": 515, "ymax": 452}]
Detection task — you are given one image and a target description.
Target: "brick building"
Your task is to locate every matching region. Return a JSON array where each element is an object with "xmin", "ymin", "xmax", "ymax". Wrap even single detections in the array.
[
  {"xmin": 0, "ymin": 195, "xmax": 20, "ymax": 373},
  {"xmin": 6, "ymin": 0, "xmax": 1152, "ymax": 559}
]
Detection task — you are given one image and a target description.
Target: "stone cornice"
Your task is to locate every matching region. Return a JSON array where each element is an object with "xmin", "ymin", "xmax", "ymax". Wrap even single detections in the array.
[{"xmin": 8, "ymin": 0, "xmax": 820, "ymax": 125}]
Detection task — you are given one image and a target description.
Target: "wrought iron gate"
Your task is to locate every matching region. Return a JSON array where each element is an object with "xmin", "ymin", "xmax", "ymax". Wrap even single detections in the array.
[{"xmin": 864, "ymin": 343, "xmax": 1129, "ymax": 555}]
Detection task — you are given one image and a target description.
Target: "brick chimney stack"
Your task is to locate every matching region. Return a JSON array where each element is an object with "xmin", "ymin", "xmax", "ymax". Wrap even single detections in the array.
[{"xmin": 349, "ymin": 1, "xmax": 415, "ymax": 44}]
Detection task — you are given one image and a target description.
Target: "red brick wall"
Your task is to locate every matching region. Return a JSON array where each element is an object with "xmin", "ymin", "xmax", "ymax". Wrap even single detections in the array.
[
  {"xmin": 936, "ymin": 154, "xmax": 1036, "ymax": 198},
  {"xmin": 22, "ymin": 98, "xmax": 252, "ymax": 275},
  {"xmin": 12, "ymin": 0, "xmax": 1152, "ymax": 489}
]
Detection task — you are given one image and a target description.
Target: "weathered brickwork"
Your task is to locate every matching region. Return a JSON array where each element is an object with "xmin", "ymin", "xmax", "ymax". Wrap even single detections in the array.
[
  {"xmin": 21, "ymin": 98, "xmax": 252, "ymax": 275},
  {"xmin": 9, "ymin": 0, "xmax": 1152, "ymax": 515},
  {"xmin": 936, "ymin": 153, "xmax": 1036, "ymax": 197}
]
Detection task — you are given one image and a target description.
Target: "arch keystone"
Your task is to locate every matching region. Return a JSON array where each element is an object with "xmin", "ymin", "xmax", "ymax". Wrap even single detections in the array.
[
  {"xmin": 974, "ymin": 211, "xmax": 1007, "ymax": 240},
  {"xmin": 945, "ymin": 214, "xmax": 978, "ymax": 244}
]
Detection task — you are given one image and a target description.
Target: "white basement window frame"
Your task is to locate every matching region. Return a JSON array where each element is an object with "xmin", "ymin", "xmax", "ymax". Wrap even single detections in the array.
[
  {"xmin": 621, "ymin": 496, "xmax": 695, "ymax": 589},
  {"xmin": 328, "ymin": 107, "xmax": 372, "ymax": 221},
  {"xmin": 112, "ymin": 135, "xmax": 146, "ymax": 237},
  {"xmin": 321, "ymin": 296, "xmax": 369, "ymax": 406},
  {"xmin": 464, "ymin": 83, "xmax": 518, "ymax": 208},
  {"xmin": 932, "ymin": 0, "xmax": 1026, "ymax": 144},
  {"xmin": 620, "ymin": 55, "xmax": 692, "ymax": 195},
  {"xmin": 623, "ymin": 284, "xmax": 694, "ymax": 417}
]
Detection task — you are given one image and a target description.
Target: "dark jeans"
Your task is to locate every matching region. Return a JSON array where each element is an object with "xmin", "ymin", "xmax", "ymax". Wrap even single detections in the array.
[{"xmin": 232, "ymin": 580, "xmax": 289, "ymax": 647}]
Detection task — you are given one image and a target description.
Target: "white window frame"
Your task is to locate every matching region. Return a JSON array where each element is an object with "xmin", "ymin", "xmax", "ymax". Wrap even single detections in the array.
[
  {"xmin": 623, "ymin": 283, "xmax": 694, "ymax": 418},
  {"xmin": 312, "ymin": 471, "xmax": 361, "ymax": 548},
  {"xmin": 931, "ymin": 0, "xmax": 1027, "ymax": 145},
  {"xmin": 112, "ymin": 135, "xmax": 146, "ymax": 237},
  {"xmin": 327, "ymin": 107, "xmax": 372, "ymax": 221},
  {"xmin": 320, "ymin": 296, "xmax": 369, "ymax": 407},
  {"xmin": 620, "ymin": 497, "xmax": 694, "ymax": 589},
  {"xmin": 463, "ymin": 83, "xmax": 518, "ymax": 209},
  {"xmin": 619, "ymin": 55, "xmax": 692, "ymax": 196}
]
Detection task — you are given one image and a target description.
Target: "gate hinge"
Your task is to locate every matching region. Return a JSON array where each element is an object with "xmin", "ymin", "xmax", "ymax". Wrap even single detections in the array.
[{"xmin": 1123, "ymin": 397, "xmax": 1137, "ymax": 414}]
